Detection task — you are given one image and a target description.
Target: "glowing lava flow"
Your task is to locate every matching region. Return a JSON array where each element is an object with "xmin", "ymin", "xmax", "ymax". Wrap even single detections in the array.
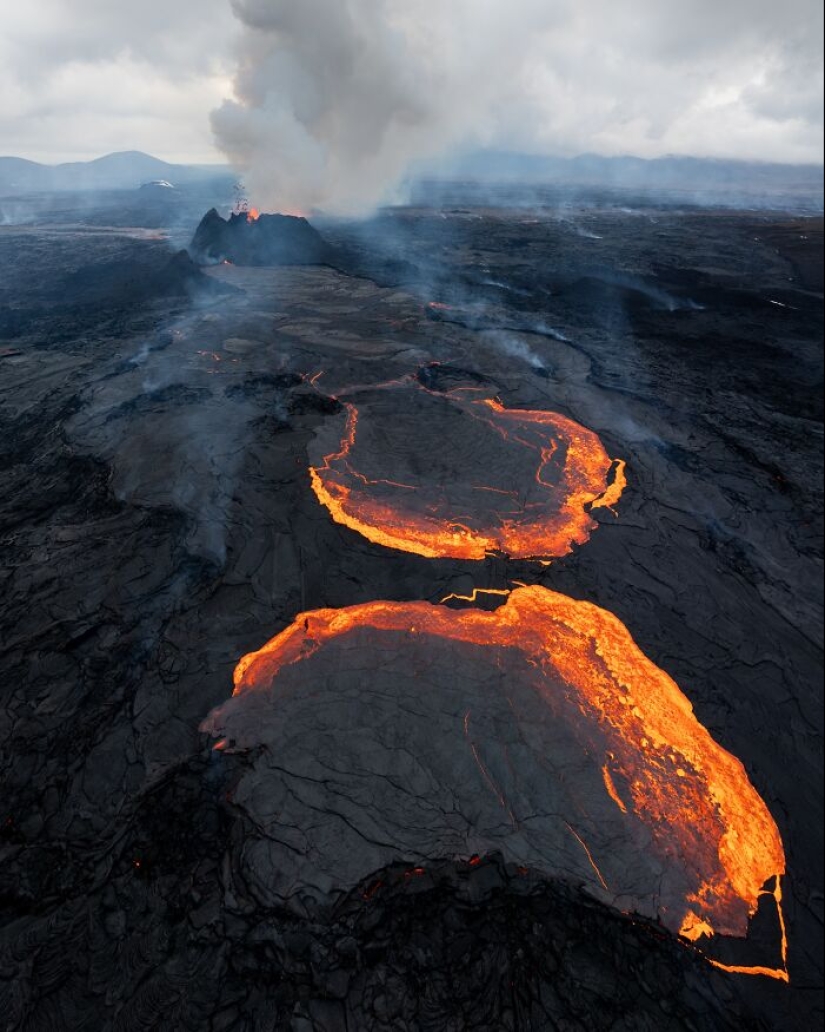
[
  {"xmin": 221, "ymin": 586, "xmax": 786, "ymax": 975},
  {"xmin": 309, "ymin": 385, "xmax": 626, "ymax": 560}
]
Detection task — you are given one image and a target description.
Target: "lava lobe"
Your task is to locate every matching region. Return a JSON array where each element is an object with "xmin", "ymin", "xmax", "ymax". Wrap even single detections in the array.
[
  {"xmin": 308, "ymin": 381, "xmax": 626, "ymax": 560},
  {"xmin": 202, "ymin": 586, "xmax": 785, "ymax": 974}
]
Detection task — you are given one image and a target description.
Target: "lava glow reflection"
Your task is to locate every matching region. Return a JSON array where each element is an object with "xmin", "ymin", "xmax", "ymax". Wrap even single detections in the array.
[
  {"xmin": 309, "ymin": 387, "xmax": 626, "ymax": 560},
  {"xmin": 225, "ymin": 586, "xmax": 786, "ymax": 978}
]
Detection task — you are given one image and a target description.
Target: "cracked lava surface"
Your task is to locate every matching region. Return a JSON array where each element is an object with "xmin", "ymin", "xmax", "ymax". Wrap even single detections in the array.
[
  {"xmin": 203, "ymin": 585, "xmax": 786, "ymax": 977},
  {"xmin": 308, "ymin": 379, "xmax": 626, "ymax": 560}
]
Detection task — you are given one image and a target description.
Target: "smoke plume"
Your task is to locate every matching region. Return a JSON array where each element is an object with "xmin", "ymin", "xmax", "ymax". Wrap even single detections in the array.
[
  {"xmin": 211, "ymin": 0, "xmax": 553, "ymax": 214},
  {"xmin": 212, "ymin": 0, "xmax": 824, "ymax": 215}
]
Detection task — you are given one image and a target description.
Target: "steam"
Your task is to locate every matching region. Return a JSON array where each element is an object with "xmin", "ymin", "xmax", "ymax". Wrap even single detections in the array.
[
  {"xmin": 212, "ymin": 0, "xmax": 551, "ymax": 214},
  {"xmin": 67, "ymin": 302, "xmax": 279, "ymax": 568},
  {"xmin": 487, "ymin": 331, "xmax": 549, "ymax": 374},
  {"xmin": 212, "ymin": 0, "xmax": 824, "ymax": 216}
]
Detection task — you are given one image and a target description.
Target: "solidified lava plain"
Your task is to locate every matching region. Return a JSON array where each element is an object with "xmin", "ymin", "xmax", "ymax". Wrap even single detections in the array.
[
  {"xmin": 203, "ymin": 587, "xmax": 785, "ymax": 959},
  {"xmin": 0, "ymin": 192, "xmax": 822, "ymax": 1031},
  {"xmin": 308, "ymin": 381, "xmax": 626, "ymax": 559}
]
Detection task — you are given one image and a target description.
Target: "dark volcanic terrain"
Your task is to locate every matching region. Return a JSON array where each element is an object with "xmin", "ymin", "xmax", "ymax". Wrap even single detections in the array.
[{"xmin": 0, "ymin": 195, "xmax": 822, "ymax": 1031}]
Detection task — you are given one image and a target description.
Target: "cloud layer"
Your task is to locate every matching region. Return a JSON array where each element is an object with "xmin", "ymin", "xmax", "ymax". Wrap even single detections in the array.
[
  {"xmin": 0, "ymin": 0, "xmax": 235, "ymax": 163},
  {"xmin": 1, "ymin": 0, "xmax": 822, "ymax": 206},
  {"xmin": 213, "ymin": 0, "xmax": 824, "ymax": 213}
]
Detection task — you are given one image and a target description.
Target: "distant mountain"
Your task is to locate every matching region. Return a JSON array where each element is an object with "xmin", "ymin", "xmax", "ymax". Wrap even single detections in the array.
[
  {"xmin": 421, "ymin": 151, "xmax": 824, "ymax": 201},
  {"xmin": 0, "ymin": 151, "xmax": 232, "ymax": 196},
  {"xmin": 4, "ymin": 148, "xmax": 821, "ymax": 207}
]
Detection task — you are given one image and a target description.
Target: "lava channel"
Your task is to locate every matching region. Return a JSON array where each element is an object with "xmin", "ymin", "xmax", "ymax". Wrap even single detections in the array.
[
  {"xmin": 202, "ymin": 586, "xmax": 786, "ymax": 978},
  {"xmin": 308, "ymin": 380, "xmax": 626, "ymax": 560}
]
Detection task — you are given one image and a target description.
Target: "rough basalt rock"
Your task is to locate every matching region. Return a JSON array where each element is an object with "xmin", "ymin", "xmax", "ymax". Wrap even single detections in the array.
[
  {"xmin": 0, "ymin": 209, "xmax": 821, "ymax": 1031},
  {"xmin": 190, "ymin": 208, "xmax": 331, "ymax": 267}
]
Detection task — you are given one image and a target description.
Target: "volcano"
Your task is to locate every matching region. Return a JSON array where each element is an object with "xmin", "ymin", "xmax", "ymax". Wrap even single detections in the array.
[
  {"xmin": 1, "ymin": 192, "xmax": 820, "ymax": 1031},
  {"xmin": 189, "ymin": 208, "xmax": 331, "ymax": 266}
]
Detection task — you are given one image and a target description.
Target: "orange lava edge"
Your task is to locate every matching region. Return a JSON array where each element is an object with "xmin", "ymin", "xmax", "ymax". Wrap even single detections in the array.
[
  {"xmin": 227, "ymin": 586, "xmax": 787, "ymax": 978},
  {"xmin": 705, "ymin": 878, "xmax": 789, "ymax": 982},
  {"xmin": 309, "ymin": 396, "xmax": 627, "ymax": 561}
]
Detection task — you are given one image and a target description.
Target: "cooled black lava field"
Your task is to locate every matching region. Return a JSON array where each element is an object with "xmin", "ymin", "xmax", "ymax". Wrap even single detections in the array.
[{"xmin": 0, "ymin": 189, "xmax": 822, "ymax": 1031}]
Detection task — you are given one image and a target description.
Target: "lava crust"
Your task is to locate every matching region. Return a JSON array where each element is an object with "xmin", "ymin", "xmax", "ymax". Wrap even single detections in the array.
[
  {"xmin": 308, "ymin": 379, "xmax": 626, "ymax": 560},
  {"xmin": 1, "ymin": 203, "xmax": 821, "ymax": 1031},
  {"xmin": 203, "ymin": 585, "xmax": 786, "ymax": 976}
]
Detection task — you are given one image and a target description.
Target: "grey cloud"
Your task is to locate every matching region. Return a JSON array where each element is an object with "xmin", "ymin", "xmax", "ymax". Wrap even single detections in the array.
[
  {"xmin": 1, "ymin": 0, "xmax": 822, "ymax": 186},
  {"xmin": 4, "ymin": 0, "xmax": 233, "ymax": 78},
  {"xmin": 0, "ymin": 0, "xmax": 234, "ymax": 162},
  {"xmin": 213, "ymin": 0, "xmax": 824, "ymax": 215}
]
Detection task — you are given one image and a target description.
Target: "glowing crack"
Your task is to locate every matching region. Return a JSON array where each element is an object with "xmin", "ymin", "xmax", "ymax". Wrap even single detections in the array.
[
  {"xmin": 309, "ymin": 381, "xmax": 626, "ymax": 561},
  {"xmin": 206, "ymin": 585, "xmax": 786, "ymax": 978}
]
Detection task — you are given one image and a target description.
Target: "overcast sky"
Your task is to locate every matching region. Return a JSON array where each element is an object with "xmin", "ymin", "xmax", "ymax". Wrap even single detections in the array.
[{"xmin": 1, "ymin": 0, "xmax": 822, "ymax": 176}]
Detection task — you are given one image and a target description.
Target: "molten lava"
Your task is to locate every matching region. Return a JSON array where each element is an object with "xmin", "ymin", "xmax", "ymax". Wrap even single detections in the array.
[
  {"xmin": 309, "ymin": 382, "xmax": 626, "ymax": 560},
  {"xmin": 220, "ymin": 586, "xmax": 786, "ymax": 976}
]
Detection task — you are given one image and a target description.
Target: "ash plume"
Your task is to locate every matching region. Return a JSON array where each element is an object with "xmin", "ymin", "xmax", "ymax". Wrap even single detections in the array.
[
  {"xmin": 211, "ymin": 0, "xmax": 551, "ymax": 214},
  {"xmin": 211, "ymin": 0, "xmax": 824, "ymax": 216}
]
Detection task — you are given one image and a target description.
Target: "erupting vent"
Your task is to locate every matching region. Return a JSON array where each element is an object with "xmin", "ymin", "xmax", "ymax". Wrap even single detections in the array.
[{"xmin": 189, "ymin": 208, "xmax": 329, "ymax": 267}]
